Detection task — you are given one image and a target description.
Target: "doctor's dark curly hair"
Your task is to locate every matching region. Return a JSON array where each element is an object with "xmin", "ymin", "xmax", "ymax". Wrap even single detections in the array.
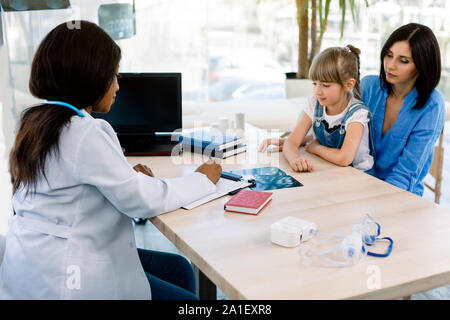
[{"xmin": 9, "ymin": 21, "xmax": 121, "ymax": 194}]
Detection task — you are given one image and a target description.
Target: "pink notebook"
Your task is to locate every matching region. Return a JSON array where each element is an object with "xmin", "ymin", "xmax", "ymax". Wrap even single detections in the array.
[{"xmin": 224, "ymin": 189, "xmax": 273, "ymax": 215}]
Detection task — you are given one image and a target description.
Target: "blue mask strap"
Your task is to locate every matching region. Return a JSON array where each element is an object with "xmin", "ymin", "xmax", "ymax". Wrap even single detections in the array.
[
  {"xmin": 375, "ymin": 222, "xmax": 381, "ymax": 237},
  {"xmin": 362, "ymin": 237, "xmax": 393, "ymax": 258},
  {"xmin": 46, "ymin": 101, "xmax": 85, "ymax": 117}
]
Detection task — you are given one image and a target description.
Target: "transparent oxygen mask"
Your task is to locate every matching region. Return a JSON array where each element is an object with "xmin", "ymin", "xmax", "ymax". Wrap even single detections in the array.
[{"xmin": 299, "ymin": 214, "xmax": 388, "ymax": 268}]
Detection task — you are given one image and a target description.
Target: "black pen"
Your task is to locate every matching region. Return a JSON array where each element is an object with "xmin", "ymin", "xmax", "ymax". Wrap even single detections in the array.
[{"xmin": 228, "ymin": 187, "xmax": 244, "ymax": 195}]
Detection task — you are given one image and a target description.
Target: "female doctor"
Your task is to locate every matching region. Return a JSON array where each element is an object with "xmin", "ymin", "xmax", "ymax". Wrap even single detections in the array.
[{"xmin": 0, "ymin": 21, "xmax": 221, "ymax": 299}]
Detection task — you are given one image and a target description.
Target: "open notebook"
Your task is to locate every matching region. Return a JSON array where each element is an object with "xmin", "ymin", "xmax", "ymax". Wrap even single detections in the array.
[{"xmin": 182, "ymin": 178, "xmax": 253, "ymax": 210}]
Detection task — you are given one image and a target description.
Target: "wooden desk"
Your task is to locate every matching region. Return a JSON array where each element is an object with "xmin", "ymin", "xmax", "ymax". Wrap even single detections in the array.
[{"xmin": 127, "ymin": 125, "xmax": 450, "ymax": 300}]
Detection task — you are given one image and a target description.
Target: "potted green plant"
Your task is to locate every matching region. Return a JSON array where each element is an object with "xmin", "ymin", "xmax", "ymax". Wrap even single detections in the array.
[{"xmin": 286, "ymin": 0, "xmax": 370, "ymax": 97}]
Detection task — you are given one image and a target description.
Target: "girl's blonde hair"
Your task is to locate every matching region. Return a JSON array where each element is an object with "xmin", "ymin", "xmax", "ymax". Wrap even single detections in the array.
[{"xmin": 308, "ymin": 44, "xmax": 361, "ymax": 99}]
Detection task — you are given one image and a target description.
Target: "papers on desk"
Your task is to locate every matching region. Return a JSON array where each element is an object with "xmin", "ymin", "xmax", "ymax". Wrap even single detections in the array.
[{"xmin": 182, "ymin": 178, "xmax": 253, "ymax": 210}]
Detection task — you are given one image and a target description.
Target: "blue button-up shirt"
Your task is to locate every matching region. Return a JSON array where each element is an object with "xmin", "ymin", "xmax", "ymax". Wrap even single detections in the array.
[{"xmin": 361, "ymin": 75, "xmax": 445, "ymax": 196}]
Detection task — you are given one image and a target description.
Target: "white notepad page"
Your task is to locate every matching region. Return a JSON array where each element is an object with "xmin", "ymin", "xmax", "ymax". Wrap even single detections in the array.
[{"xmin": 182, "ymin": 178, "xmax": 253, "ymax": 210}]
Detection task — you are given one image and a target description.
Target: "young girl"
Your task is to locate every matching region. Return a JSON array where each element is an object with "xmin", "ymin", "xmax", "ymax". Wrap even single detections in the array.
[{"xmin": 282, "ymin": 45, "xmax": 374, "ymax": 173}]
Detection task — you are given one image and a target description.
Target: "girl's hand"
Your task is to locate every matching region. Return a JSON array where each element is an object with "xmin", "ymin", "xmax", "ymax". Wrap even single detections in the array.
[
  {"xmin": 195, "ymin": 160, "xmax": 222, "ymax": 184},
  {"xmin": 259, "ymin": 138, "xmax": 285, "ymax": 152},
  {"xmin": 133, "ymin": 164, "xmax": 154, "ymax": 177},
  {"xmin": 305, "ymin": 139, "xmax": 322, "ymax": 155},
  {"xmin": 288, "ymin": 156, "xmax": 315, "ymax": 172}
]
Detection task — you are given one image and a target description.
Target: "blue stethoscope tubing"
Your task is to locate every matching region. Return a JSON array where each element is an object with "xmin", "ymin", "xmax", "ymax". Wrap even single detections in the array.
[{"xmin": 46, "ymin": 101, "xmax": 86, "ymax": 117}]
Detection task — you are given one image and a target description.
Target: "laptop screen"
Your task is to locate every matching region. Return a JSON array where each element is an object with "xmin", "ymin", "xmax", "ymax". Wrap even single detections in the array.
[{"xmin": 92, "ymin": 73, "xmax": 182, "ymax": 134}]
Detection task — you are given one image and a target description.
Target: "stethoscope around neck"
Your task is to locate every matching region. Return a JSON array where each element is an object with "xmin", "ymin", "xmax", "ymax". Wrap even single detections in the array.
[{"xmin": 46, "ymin": 101, "xmax": 86, "ymax": 117}]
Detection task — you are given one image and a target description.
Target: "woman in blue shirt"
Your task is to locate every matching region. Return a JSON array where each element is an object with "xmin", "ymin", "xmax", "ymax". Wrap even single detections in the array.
[{"xmin": 361, "ymin": 23, "xmax": 445, "ymax": 196}]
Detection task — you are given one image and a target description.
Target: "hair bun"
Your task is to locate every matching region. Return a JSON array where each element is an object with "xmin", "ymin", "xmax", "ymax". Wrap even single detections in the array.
[{"xmin": 346, "ymin": 44, "xmax": 361, "ymax": 55}]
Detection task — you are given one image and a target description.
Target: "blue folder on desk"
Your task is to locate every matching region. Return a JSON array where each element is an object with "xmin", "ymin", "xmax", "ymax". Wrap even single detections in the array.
[{"xmin": 230, "ymin": 167, "xmax": 302, "ymax": 191}]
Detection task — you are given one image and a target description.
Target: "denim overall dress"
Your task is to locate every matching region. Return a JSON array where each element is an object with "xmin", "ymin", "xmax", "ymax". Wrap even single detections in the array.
[{"xmin": 312, "ymin": 100, "xmax": 376, "ymax": 174}]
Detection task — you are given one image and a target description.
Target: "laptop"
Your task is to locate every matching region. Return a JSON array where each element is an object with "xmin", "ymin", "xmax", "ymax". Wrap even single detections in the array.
[{"xmin": 92, "ymin": 73, "xmax": 182, "ymax": 156}]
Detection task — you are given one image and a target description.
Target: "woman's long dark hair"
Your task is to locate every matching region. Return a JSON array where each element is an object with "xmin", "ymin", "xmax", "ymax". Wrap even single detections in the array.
[
  {"xmin": 380, "ymin": 23, "xmax": 441, "ymax": 109},
  {"xmin": 10, "ymin": 21, "xmax": 121, "ymax": 194}
]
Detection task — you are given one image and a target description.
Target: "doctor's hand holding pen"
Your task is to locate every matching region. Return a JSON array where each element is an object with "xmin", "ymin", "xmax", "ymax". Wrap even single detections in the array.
[
  {"xmin": 133, "ymin": 161, "xmax": 221, "ymax": 184},
  {"xmin": 133, "ymin": 164, "xmax": 154, "ymax": 177},
  {"xmin": 196, "ymin": 159, "xmax": 222, "ymax": 184}
]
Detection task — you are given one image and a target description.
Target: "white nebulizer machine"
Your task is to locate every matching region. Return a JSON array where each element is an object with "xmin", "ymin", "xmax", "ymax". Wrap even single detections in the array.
[
  {"xmin": 271, "ymin": 214, "xmax": 393, "ymax": 268},
  {"xmin": 270, "ymin": 216, "xmax": 317, "ymax": 247}
]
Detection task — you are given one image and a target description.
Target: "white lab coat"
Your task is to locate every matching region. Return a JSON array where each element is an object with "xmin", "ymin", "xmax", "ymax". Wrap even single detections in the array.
[{"xmin": 0, "ymin": 110, "xmax": 216, "ymax": 299}]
